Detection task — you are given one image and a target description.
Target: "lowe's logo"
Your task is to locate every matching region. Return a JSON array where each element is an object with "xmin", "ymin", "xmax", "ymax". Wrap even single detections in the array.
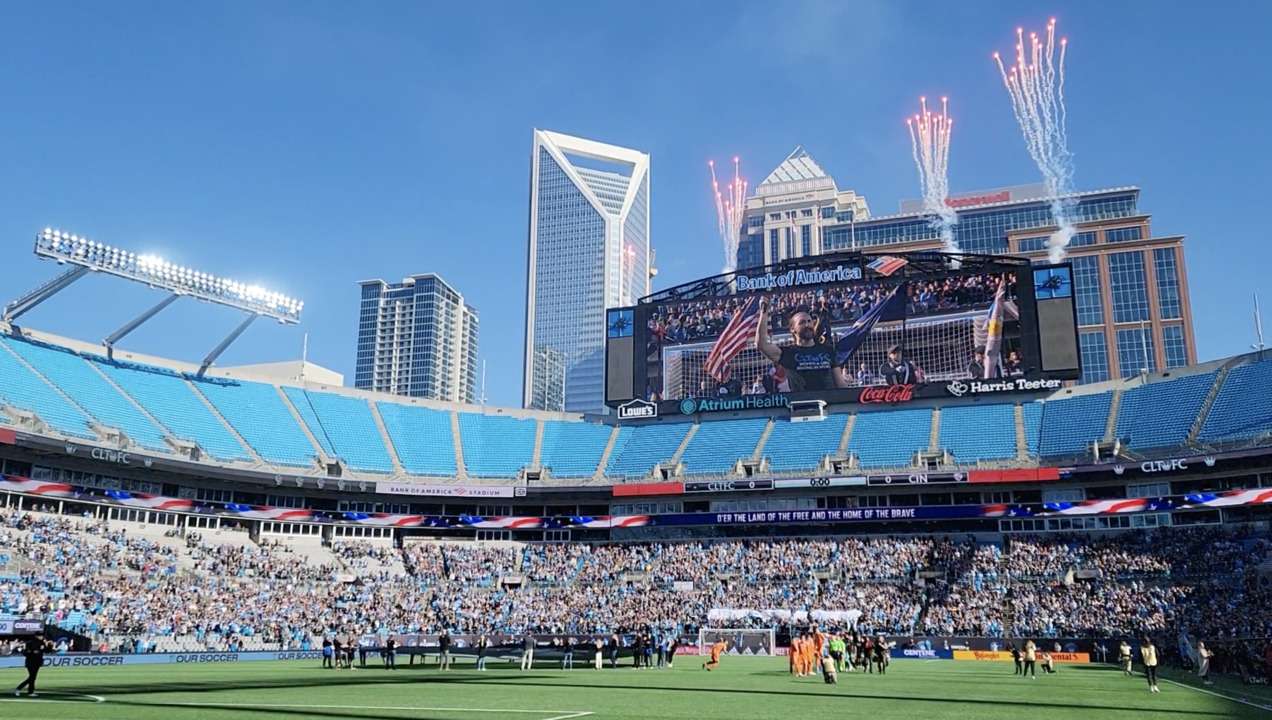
[{"xmin": 616, "ymin": 399, "xmax": 658, "ymax": 420}]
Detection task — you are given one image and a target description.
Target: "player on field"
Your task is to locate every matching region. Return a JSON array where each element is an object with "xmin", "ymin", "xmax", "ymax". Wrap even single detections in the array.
[{"xmin": 702, "ymin": 639, "xmax": 727, "ymax": 671}]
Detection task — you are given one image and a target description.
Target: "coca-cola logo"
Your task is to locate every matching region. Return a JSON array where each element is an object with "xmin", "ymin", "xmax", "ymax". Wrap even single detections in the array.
[{"xmin": 859, "ymin": 384, "xmax": 916, "ymax": 404}]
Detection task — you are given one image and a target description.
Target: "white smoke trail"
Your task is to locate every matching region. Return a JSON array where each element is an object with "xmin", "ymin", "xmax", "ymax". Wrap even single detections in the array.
[
  {"xmin": 907, "ymin": 96, "xmax": 960, "ymax": 253},
  {"xmin": 709, "ymin": 158, "xmax": 747, "ymax": 273},
  {"xmin": 994, "ymin": 19, "xmax": 1076, "ymax": 262}
]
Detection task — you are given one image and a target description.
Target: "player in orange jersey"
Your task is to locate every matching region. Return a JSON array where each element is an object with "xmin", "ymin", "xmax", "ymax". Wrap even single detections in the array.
[
  {"xmin": 702, "ymin": 639, "xmax": 727, "ymax": 671},
  {"xmin": 789, "ymin": 636, "xmax": 799, "ymax": 675}
]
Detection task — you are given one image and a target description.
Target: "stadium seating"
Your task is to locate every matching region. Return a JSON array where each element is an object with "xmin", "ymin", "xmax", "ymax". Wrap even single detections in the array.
[
  {"xmin": 194, "ymin": 379, "xmax": 318, "ymax": 468},
  {"xmin": 90, "ymin": 359, "xmax": 254, "ymax": 463},
  {"xmin": 607, "ymin": 423, "xmax": 692, "ymax": 478},
  {"xmin": 677, "ymin": 418, "xmax": 770, "ymax": 475},
  {"xmin": 763, "ymin": 414, "xmax": 849, "ymax": 473},
  {"xmin": 938, "ymin": 404, "xmax": 1018, "ymax": 463},
  {"xmin": 538, "ymin": 421, "xmax": 612, "ymax": 478},
  {"xmin": 1038, "ymin": 391, "xmax": 1113, "ymax": 458},
  {"xmin": 1022, "ymin": 401, "xmax": 1043, "ymax": 456},
  {"xmin": 848, "ymin": 408, "xmax": 933, "ymax": 468},
  {"xmin": 1115, "ymin": 371, "xmax": 1217, "ymax": 451},
  {"xmin": 456, "ymin": 413, "xmax": 537, "ymax": 478},
  {"xmin": 0, "ymin": 336, "xmax": 169, "ymax": 451},
  {"xmin": 1199, "ymin": 359, "xmax": 1272, "ymax": 444},
  {"xmin": 281, "ymin": 388, "xmax": 395, "ymax": 474},
  {"xmin": 0, "ymin": 338, "xmax": 97, "ymax": 439},
  {"xmin": 376, "ymin": 402, "xmax": 458, "ymax": 477}
]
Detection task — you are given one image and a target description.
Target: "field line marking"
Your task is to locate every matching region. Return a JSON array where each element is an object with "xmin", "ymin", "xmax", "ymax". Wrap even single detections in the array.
[
  {"xmin": 0, "ymin": 691, "xmax": 104, "ymax": 703},
  {"xmin": 1157, "ymin": 676, "xmax": 1272, "ymax": 712},
  {"xmin": 113, "ymin": 700, "xmax": 593, "ymax": 715},
  {"xmin": 541, "ymin": 713, "xmax": 594, "ymax": 720}
]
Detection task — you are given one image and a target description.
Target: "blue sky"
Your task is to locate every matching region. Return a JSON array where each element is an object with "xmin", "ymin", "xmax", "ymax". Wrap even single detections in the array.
[{"xmin": 1, "ymin": 0, "xmax": 1269, "ymax": 407}]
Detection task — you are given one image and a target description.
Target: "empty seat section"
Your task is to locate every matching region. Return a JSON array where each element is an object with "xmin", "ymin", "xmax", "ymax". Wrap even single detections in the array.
[
  {"xmin": 0, "ymin": 346, "xmax": 102, "ymax": 439},
  {"xmin": 763, "ymin": 414, "xmax": 849, "ymax": 472},
  {"xmin": 938, "ymin": 404, "xmax": 1018, "ymax": 463},
  {"xmin": 91, "ymin": 360, "xmax": 252, "ymax": 462},
  {"xmin": 0, "ymin": 337, "xmax": 164, "ymax": 448},
  {"xmin": 457, "ymin": 414, "xmax": 536, "ymax": 478},
  {"xmin": 1022, "ymin": 402, "xmax": 1044, "ymax": 457},
  {"xmin": 281, "ymin": 388, "xmax": 394, "ymax": 474},
  {"xmin": 195, "ymin": 380, "xmax": 318, "ymax": 467},
  {"xmin": 607, "ymin": 424, "xmax": 691, "ymax": 478},
  {"xmin": 1199, "ymin": 360, "xmax": 1272, "ymax": 443},
  {"xmin": 679, "ymin": 418, "xmax": 770, "ymax": 475},
  {"xmin": 848, "ymin": 409, "xmax": 933, "ymax": 468},
  {"xmin": 1038, "ymin": 392, "xmax": 1113, "ymax": 458},
  {"xmin": 539, "ymin": 421, "xmax": 611, "ymax": 478},
  {"xmin": 602, "ymin": 426, "xmax": 636, "ymax": 476},
  {"xmin": 1115, "ymin": 372, "xmax": 1217, "ymax": 450},
  {"xmin": 376, "ymin": 403, "xmax": 457, "ymax": 476}
]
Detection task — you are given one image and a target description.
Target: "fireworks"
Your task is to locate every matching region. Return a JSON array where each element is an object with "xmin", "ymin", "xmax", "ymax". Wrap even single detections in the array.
[
  {"xmin": 709, "ymin": 157, "xmax": 747, "ymax": 273},
  {"xmin": 994, "ymin": 18, "xmax": 1076, "ymax": 262},
  {"xmin": 620, "ymin": 243, "xmax": 637, "ymax": 305},
  {"xmin": 906, "ymin": 96, "xmax": 959, "ymax": 253}
]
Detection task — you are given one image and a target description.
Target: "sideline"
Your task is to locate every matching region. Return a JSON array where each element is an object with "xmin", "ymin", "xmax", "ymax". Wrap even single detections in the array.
[{"xmin": 110, "ymin": 700, "xmax": 594, "ymax": 719}]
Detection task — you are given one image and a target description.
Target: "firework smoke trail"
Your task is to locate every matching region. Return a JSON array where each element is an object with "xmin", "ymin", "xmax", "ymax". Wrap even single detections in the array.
[
  {"xmin": 906, "ymin": 96, "xmax": 959, "ymax": 253},
  {"xmin": 709, "ymin": 158, "xmax": 747, "ymax": 273},
  {"xmin": 995, "ymin": 18, "xmax": 1075, "ymax": 262},
  {"xmin": 621, "ymin": 243, "xmax": 637, "ymax": 305}
]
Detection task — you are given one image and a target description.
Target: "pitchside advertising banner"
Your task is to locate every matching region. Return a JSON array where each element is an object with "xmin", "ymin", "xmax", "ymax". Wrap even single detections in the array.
[
  {"xmin": 952, "ymin": 650, "xmax": 1091, "ymax": 663},
  {"xmin": 610, "ymin": 251, "xmax": 1080, "ymax": 414},
  {"xmin": 0, "ymin": 651, "xmax": 324, "ymax": 669},
  {"xmin": 890, "ymin": 648, "xmax": 955, "ymax": 660}
]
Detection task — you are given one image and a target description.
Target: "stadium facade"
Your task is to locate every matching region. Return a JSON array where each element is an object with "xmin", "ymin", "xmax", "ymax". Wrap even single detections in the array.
[
  {"xmin": 524, "ymin": 130, "xmax": 651, "ymax": 415},
  {"xmin": 354, "ymin": 274, "xmax": 479, "ymax": 403},
  {"xmin": 740, "ymin": 149, "xmax": 1194, "ymax": 384}
]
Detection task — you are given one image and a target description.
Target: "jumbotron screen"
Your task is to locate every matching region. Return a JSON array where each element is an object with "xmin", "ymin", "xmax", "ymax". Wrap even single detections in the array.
[{"xmin": 605, "ymin": 252, "xmax": 1080, "ymax": 417}]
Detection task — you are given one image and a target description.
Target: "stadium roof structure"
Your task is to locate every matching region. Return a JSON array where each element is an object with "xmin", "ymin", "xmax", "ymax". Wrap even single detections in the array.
[
  {"xmin": 2, "ymin": 228, "xmax": 304, "ymax": 374},
  {"xmin": 639, "ymin": 249, "xmax": 1030, "ymax": 304}
]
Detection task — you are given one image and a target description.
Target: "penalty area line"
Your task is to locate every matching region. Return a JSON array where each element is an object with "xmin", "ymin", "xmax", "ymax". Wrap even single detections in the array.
[{"xmin": 111, "ymin": 699, "xmax": 595, "ymax": 717}]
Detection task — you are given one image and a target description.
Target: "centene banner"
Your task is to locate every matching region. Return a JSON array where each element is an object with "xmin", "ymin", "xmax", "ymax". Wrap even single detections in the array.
[
  {"xmin": 953, "ymin": 650, "xmax": 1090, "ymax": 663},
  {"xmin": 0, "ymin": 650, "xmax": 323, "ymax": 670},
  {"xmin": 890, "ymin": 648, "xmax": 954, "ymax": 660},
  {"xmin": 373, "ymin": 483, "xmax": 519, "ymax": 498}
]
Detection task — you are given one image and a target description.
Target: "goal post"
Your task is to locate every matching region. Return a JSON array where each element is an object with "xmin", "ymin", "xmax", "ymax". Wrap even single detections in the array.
[{"xmin": 698, "ymin": 627, "xmax": 777, "ymax": 657}]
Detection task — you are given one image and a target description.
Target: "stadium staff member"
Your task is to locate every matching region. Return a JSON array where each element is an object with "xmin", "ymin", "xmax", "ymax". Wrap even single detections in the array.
[
  {"xmin": 14, "ymin": 633, "xmax": 53, "ymax": 698},
  {"xmin": 756, "ymin": 299, "xmax": 848, "ymax": 392}
]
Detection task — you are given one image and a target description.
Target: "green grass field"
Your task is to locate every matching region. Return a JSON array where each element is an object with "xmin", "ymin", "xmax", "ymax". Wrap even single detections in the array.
[{"xmin": 1, "ymin": 657, "xmax": 1268, "ymax": 720}]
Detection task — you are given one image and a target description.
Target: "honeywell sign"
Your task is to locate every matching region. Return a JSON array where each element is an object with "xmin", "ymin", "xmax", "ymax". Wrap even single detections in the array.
[{"xmin": 945, "ymin": 190, "xmax": 1011, "ymax": 209}]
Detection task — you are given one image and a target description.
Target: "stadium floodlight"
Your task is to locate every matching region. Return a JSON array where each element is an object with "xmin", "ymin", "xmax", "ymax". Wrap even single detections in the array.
[{"xmin": 29, "ymin": 229, "xmax": 303, "ymax": 323}]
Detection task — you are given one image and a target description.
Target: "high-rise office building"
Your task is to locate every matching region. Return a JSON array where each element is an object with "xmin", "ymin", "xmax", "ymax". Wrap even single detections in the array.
[
  {"xmin": 354, "ymin": 274, "xmax": 479, "ymax": 403},
  {"xmin": 524, "ymin": 130, "xmax": 650, "ymax": 414},
  {"xmin": 740, "ymin": 148, "xmax": 1194, "ymax": 385}
]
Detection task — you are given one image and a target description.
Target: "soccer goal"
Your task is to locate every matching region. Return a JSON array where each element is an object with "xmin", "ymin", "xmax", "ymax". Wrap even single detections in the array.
[{"xmin": 698, "ymin": 628, "xmax": 777, "ymax": 657}]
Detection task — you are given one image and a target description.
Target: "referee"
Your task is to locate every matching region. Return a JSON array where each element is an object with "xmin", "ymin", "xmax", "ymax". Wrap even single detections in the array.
[{"xmin": 14, "ymin": 633, "xmax": 51, "ymax": 698}]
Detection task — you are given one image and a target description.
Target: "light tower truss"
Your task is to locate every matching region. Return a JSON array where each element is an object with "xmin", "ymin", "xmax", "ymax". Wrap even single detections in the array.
[{"xmin": 2, "ymin": 229, "xmax": 304, "ymax": 373}]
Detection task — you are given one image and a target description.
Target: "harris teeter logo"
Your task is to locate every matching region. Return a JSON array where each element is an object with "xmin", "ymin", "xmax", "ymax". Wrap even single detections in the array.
[{"xmin": 680, "ymin": 395, "xmax": 790, "ymax": 415}]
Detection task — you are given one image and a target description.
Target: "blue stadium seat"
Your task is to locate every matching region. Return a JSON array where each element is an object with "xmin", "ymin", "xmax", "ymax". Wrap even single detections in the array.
[
  {"xmin": 1038, "ymin": 391, "xmax": 1113, "ymax": 458},
  {"xmin": 281, "ymin": 388, "xmax": 395, "ymax": 474},
  {"xmin": 90, "ymin": 359, "xmax": 253, "ymax": 462},
  {"xmin": 195, "ymin": 379, "xmax": 318, "ymax": 468},
  {"xmin": 1199, "ymin": 360, "xmax": 1272, "ymax": 443},
  {"xmin": 848, "ymin": 409, "xmax": 933, "ymax": 468},
  {"xmin": 0, "ymin": 341, "xmax": 97, "ymax": 440},
  {"xmin": 679, "ymin": 418, "xmax": 770, "ymax": 475},
  {"xmin": 376, "ymin": 402, "xmax": 458, "ymax": 476},
  {"xmin": 763, "ymin": 414, "xmax": 849, "ymax": 473},
  {"xmin": 607, "ymin": 423, "xmax": 691, "ymax": 478},
  {"xmin": 539, "ymin": 421, "xmax": 612, "ymax": 478},
  {"xmin": 939, "ymin": 404, "xmax": 1018, "ymax": 463},
  {"xmin": 602, "ymin": 426, "xmax": 635, "ymax": 476},
  {"xmin": 457, "ymin": 414, "xmax": 536, "ymax": 478},
  {"xmin": 1022, "ymin": 402, "xmax": 1044, "ymax": 457},
  {"xmin": 1116, "ymin": 372, "xmax": 1217, "ymax": 451},
  {"xmin": 1, "ymin": 337, "xmax": 163, "ymax": 446}
]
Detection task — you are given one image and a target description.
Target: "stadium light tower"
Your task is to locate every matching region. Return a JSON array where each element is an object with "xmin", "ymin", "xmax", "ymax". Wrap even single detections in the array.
[{"xmin": 2, "ymin": 229, "xmax": 304, "ymax": 373}]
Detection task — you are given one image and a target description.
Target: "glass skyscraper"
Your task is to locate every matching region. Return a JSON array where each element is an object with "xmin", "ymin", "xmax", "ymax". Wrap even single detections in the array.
[
  {"xmin": 524, "ymin": 130, "xmax": 650, "ymax": 415},
  {"xmin": 354, "ymin": 274, "xmax": 479, "ymax": 403}
]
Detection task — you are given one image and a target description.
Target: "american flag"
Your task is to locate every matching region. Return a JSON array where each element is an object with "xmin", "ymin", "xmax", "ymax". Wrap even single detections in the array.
[
  {"xmin": 867, "ymin": 255, "xmax": 909, "ymax": 277},
  {"xmin": 703, "ymin": 296, "xmax": 761, "ymax": 383}
]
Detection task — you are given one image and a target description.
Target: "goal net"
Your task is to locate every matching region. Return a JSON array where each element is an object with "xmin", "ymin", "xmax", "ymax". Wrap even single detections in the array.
[
  {"xmin": 698, "ymin": 628, "xmax": 777, "ymax": 657},
  {"xmin": 662, "ymin": 312, "xmax": 994, "ymax": 400}
]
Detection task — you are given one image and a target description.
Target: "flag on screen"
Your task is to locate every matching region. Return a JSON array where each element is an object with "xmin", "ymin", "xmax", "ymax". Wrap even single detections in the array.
[
  {"xmin": 704, "ymin": 296, "xmax": 762, "ymax": 383},
  {"xmin": 983, "ymin": 279, "xmax": 1007, "ymax": 379},
  {"xmin": 834, "ymin": 283, "xmax": 908, "ymax": 366},
  {"xmin": 867, "ymin": 256, "xmax": 909, "ymax": 277}
]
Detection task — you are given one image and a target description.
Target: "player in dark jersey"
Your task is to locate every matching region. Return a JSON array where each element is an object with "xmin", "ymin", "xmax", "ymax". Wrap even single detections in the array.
[
  {"xmin": 15, "ymin": 634, "xmax": 52, "ymax": 697},
  {"xmin": 756, "ymin": 299, "xmax": 847, "ymax": 392}
]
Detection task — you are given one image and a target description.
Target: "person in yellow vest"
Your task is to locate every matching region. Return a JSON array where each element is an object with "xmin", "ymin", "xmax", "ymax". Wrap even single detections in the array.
[
  {"xmin": 1023, "ymin": 640, "xmax": 1037, "ymax": 679},
  {"xmin": 1118, "ymin": 640, "xmax": 1133, "ymax": 675},
  {"xmin": 1141, "ymin": 637, "xmax": 1160, "ymax": 693}
]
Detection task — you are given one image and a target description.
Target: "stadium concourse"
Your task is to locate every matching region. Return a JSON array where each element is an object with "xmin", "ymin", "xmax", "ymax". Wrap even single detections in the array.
[{"xmin": 2, "ymin": 328, "xmax": 1272, "ymax": 691}]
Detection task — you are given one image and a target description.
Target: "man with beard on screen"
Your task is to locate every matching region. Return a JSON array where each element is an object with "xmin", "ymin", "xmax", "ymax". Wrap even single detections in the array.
[{"xmin": 756, "ymin": 298, "xmax": 847, "ymax": 392}]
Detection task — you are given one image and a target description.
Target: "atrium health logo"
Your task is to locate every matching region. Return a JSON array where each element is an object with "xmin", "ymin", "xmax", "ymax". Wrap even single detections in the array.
[{"xmin": 679, "ymin": 398, "xmax": 698, "ymax": 415}]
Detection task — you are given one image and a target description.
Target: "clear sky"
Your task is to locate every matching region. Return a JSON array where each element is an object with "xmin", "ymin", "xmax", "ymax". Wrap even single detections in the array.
[{"xmin": 1, "ymin": 0, "xmax": 1268, "ymax": 407}]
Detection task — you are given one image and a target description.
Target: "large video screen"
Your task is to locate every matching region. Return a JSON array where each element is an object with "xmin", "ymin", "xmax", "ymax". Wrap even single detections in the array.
[{"xmin": 614, "ymin": 255, "xmax": 1079, "ymax": 416}]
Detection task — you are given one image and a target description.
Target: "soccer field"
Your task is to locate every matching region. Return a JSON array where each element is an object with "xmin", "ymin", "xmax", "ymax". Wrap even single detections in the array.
[{"xmin": 0, "ymin": 657, "xmax": 1267, "ymax": 720}]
